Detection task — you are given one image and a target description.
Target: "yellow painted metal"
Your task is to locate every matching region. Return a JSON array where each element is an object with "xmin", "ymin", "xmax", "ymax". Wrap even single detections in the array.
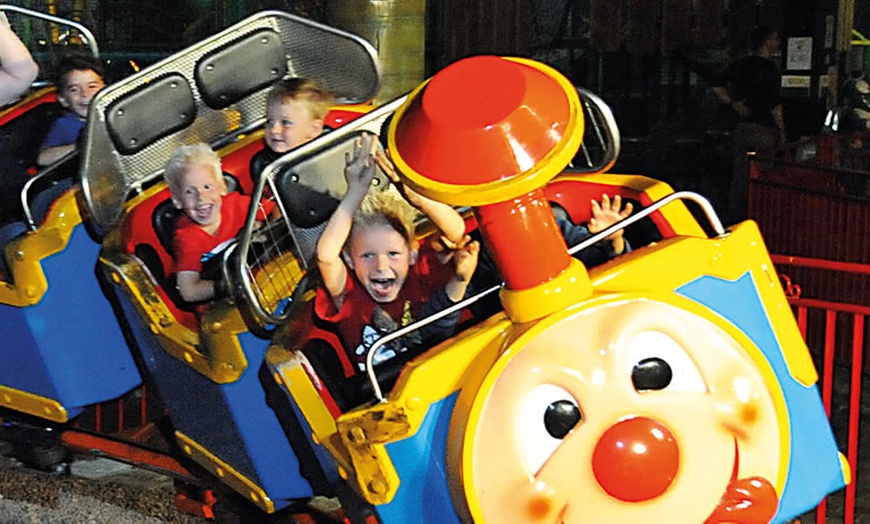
[
  {"xmin": 499, "ymin": 258, "xmax": 592, "ymax": 323},
  {"xmin": 330, "ymin": 315, "xmax": 512, "ymax": 504},
  {"xmin": 590, "ymin": 220, "xmax": 817, "ymax": 386},
  {"xmin": 175, "ymin": 431, "xmax": 276, "ymax": 514},
  {"xmin": 0, "ymin": 384, "xmax": 68, "ymax": 423},
  {"xmin": 265, "ymin": 348, "xmax": 353, "ymax": 474},
  {"xmin": 0, "ymin": 187, "xmax": 80, "ymax": 307}
]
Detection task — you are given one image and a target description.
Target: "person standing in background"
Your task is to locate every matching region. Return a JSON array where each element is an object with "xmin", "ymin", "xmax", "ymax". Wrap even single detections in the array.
[{"xmin": 712, "ymin": 26, "xmax": 786, "ymax": 224}]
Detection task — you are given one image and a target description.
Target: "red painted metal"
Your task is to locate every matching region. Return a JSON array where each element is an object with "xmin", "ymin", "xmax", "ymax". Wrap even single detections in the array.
[
  {"xmin": 823, "ymin": 311, "xmax": 836, "ymax": 418},
  {"xmin": 61, "ymin": 430, "xmax": 197, "ymax": 482},
  {"xmin": 392, "ymin": 55, "xmax": 573, "ymax": 186},
  {"xmin": 474, "ymin": 190, "xmax": 572, "ymax": 290},
  {"xmin": 846, "ymin": 316, "xmax": 865, "ymax": 524},
  {"xmin": 775, "ymin": 253, "xmax": 870, "ymax": 524},
  {"xmin": 771, "ymin": 255, "xmax": 870, "ymax": 276}
]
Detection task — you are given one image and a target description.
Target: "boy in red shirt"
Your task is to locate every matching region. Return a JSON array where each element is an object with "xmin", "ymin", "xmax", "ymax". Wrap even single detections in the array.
[
  {"xmin": 315, "ymin": 133, "xmax": 479, "ymax": 372},
  {"xmin": 164, "ymin": 143, "xmax": 272, "ymax": 303}
]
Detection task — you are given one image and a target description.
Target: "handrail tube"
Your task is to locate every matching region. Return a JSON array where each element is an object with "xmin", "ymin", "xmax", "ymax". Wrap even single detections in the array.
[
  {"xmin": 20, "ymin": 153, "xmax": 77, "ymax": 230},
  {"xmin": 771, "ymin": 254, "xmax": 870, "ymax": 275},
  {"xmin": 789, "ymin": 298, "xmax": 870, "ymax": 316},
  {"xmin": 0, "ymin": 5, "xmax": 99, "ymax": 57},
  {"xmin": 567, "ymin": 191, "xmax": 724, "ymax": 259}
]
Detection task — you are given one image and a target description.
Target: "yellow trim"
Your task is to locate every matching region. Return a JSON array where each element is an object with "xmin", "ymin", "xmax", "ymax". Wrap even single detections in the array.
[
  {"xmin": 265, "ymin": 347, "xmax": 353, "ymax": 475},
  {"xmin": 0, "ymin": 188, "xmax": 81, "ymax": 307},
  {"xmin": 590, "ymin": 220, "xmax": 817, "ymax": 386},
  {"xmin": 175, "ymin": 431, "xmax": 275, "ymax": 514},
  {"xmin": 325, "ymin": 315, "xmax": 512, "ymax": 504},
  {"xmin": 0, "ymin": 385, "xmax": 68, "ymax": 423},
  {"xmin": 0, "ymin": 87, "xmax": 56, "ymax": 120},
  {"xmin": 100, "ymin": 247, "xmax": 253, "ymax": 383},
  {"xmin": 389, "ymin": 57, "xmax": 585, "ymax": 207},
  {"xmin": 500, "ymin": 258, "xmax": 592, "ymax": 323},
  {"xmin": 99, "ymin": 207, "xmax": 260, "ymax": 384},
  {"xmin": 454, "ymin": 291, "xmax": 791, "ymax": 521},
  {"xmin": 839, "ymin": 452, "xmax": 852, "ymax": 486}
]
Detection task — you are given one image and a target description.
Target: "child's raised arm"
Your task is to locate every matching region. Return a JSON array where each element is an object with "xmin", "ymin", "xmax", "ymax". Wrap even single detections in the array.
[
  {"xmin": 375, "ymin": 149, "xmax": 466, "ymax": 245},
  {"xmin": 317, "ymin": 133, "xmax": 377, "ymax": 305}
]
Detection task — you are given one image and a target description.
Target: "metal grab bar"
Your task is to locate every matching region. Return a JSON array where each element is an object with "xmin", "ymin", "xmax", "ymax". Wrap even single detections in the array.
[{"xmin": 0, "ymin": 5, "xmax": 99, "ymax": 58}]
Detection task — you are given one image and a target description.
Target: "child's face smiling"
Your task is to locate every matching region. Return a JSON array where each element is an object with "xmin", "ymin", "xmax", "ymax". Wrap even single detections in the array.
[
  {"xmin": 60, "ymin": 69, "xmax": 105, "ymax": 119},
  {"xmin": 264, "ymin": 99, "xmax": 323, "ymax": 153},
  {"xmin": 175, "ymin": 163, "xmax": 226, "ymax": 234},
  {"xmin": 347, "ymin": 223, "xmax": 414, "ymax": 303}
]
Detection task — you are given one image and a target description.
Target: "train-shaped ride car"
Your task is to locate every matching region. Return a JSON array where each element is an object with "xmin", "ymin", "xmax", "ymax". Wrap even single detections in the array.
[{"xmin": 0, "ymin": 9, "xmax": 849, "ymax": 523}]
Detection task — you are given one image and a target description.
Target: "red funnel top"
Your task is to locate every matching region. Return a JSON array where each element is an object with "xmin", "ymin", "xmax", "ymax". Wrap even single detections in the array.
[{"xmin": 388, "ymin": 56, "xmax": 583, "ymax": 206}]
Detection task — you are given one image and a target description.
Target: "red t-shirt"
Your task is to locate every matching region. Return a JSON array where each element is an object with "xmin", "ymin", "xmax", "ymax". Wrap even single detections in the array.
[
  {"xmin": 173, "ymin": 192, "xmax": 272, "ymax": 273},
  {"xmin": 314, "ymin": 251, "xmax": 454, "ymax": 372}
]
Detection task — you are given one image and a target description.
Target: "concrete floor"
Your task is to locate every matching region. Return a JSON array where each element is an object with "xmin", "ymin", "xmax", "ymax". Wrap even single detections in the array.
[{"xmin": 0, "ymin": 455, "xmax": 200, "ymax": 523}]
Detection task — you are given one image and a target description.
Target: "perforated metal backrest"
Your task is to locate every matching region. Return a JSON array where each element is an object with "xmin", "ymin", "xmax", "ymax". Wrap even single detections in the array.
[{"xmin": 80, "ymin": 11, "xmax": 380, "ymax": 236}]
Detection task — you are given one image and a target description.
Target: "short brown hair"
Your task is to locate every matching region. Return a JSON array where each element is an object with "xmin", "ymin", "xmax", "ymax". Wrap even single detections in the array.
[
  {"xmin": 266, "ymin": 77, "xmax": 335, "ymax": 121},
  {"xmin": 55, "ymin": 52, "xmax": 106, "ymax": 91}
]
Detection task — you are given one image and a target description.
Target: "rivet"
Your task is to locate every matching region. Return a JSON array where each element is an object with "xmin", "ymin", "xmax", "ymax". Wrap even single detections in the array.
[{"xmin": 368, "ymin": 479, "xmax": 387, "ymax": 495}]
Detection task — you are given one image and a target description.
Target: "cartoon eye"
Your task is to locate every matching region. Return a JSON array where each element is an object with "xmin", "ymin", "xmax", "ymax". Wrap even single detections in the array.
[
  {"xmin": 632, "ymin": 357, "xmax": 672, "ymax": 391},
  {"xmin": 520, "ymin": 384, "xmax": 582, "ymax": 474},
  {"xmin": 627, "ymin": 331, "xmax": 707, "ymax": 393}
]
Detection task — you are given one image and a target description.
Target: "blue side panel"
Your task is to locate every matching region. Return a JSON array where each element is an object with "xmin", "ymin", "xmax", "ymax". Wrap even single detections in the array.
[
  {"xmin": 112, "ymin": 289, "xmax": 312, "ymax": 511},
  {"xmin": 677, "ymin": 273, "xmax": 847, "ymax": 522},
  {"xmin": 379, "ymin": 393, "xmax": 461, "ymax": 524},
  {"xmin": 0, "ymin": 225, "xmax": 141, "ymax": 418}
]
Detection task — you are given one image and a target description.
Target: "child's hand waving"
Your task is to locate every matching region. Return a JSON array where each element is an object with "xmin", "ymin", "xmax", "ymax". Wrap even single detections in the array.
[
  {"xmin": 588, "ymin": 194, "xmax": 632, "ymax": 237},
  {"xmin": 344, "ymin": 132, "xmax": 376, "ymax": 194},
  {"xmin": 588, "ymin": 194, "xmax": 633, "ymax": 255}
]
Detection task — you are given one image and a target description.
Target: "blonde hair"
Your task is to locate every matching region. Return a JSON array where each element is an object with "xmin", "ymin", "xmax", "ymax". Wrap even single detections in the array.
[
  {"xmin": 350, "ymin": 189, "xmax": 418, "ymax": 249},
  {"xmin": 266, "ymin": 77, "xmax": 335, "ymax": 121},
  {"xmin": 163, "ymin": 143, "xmax": 223, "ymax": 198}
]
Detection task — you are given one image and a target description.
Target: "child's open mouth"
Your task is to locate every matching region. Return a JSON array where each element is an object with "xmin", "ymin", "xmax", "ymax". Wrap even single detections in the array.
[
  {"xmin": 196, "ymin": 204, "xmax": 214, "ymax": 222},
  {"xmin": 370, "ymin": 277, "xmax": 396, "ymax": 298}
]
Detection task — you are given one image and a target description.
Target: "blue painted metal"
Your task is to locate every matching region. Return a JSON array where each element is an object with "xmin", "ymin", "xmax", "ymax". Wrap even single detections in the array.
[
  {"xmin": 111, "ymin": 288, "xmax": 314, "ymax": 511},
  {"xmin": 379, "ymin": 394, "xmax": 461, "ymax": 524},
  {"xmin": 0, "ymin": 224, "xmax": 141, "ymax": 419},
  {"xmin": 677, "ymin": 273, "xmax": 848, "ymax": 521}
]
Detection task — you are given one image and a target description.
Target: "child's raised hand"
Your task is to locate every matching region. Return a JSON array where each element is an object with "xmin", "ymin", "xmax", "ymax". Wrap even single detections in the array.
[
  {"xmin": 344, "ymin": 133, "xmax": 376, "ymax": 193},
  {"xmin": 440, "ymin": 234, "xmax": 479, "ymax": 281},
  {"xmin": 375, "ymin": 148, "xmax": 427, "ymax": 208},
  {"xmin": 588, "ymin": 194, "xmax": 633, "ymax": 238},
  {"xmin": 454, "ymin": 237, "xmax": 480, "ymax": 283}
]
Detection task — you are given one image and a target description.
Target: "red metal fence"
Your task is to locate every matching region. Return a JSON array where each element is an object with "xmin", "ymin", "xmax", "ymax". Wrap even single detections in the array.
[
  {"xmin": 775, "ymin": 255, "xmax": 869, "ymax": 524},
  {"xmin": 750, "ymin": 135, "xmax": 870, "ymax": 523}
]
